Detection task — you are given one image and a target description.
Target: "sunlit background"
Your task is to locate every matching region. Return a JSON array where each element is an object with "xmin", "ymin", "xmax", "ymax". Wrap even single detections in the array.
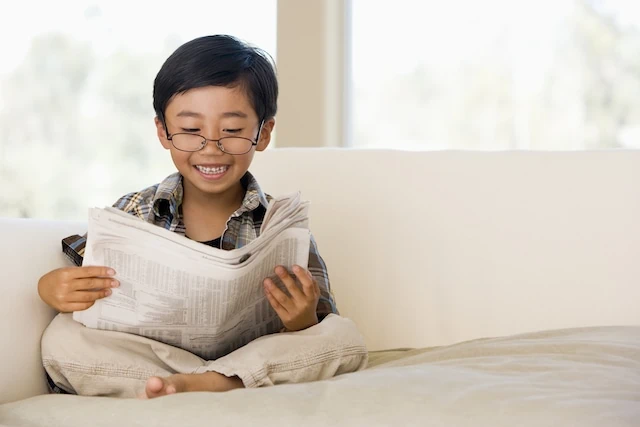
[{"xmin": 1, "ymin": 0, "xmax": 639, "ymax": 219}]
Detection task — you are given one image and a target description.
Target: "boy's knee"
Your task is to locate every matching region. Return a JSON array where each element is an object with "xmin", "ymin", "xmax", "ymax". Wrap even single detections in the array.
[{"xmin": 41, "ymin": 313, "xmax": 81, "ymax": 358}]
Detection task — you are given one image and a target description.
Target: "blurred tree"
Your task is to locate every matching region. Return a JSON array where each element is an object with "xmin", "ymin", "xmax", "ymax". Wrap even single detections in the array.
[
  {"xmin": 353, "ymin": 0, "xmax": 640, "ymax": 150},
  {"xmin": 90, "ymin": 47, "xmax": 175, "ymax": 198},
  {"xmin": 570, "ymin": 0, "xmax": 640, "ymax": 148},
  {"xmin": 0, "ymin": 31, "xmax": 179, "ymax": 219},
  {"xmin": 0, "ymin": 33, "xmax": 94, "ymax": 217}
]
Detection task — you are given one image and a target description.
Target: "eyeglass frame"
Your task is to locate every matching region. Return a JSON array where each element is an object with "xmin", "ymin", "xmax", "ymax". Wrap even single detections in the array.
[{"xmin": 160, "ymin": 115, "xmax": 265, "ymax": 155}]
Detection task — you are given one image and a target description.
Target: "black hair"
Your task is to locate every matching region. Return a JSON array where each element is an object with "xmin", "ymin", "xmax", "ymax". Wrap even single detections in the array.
[{"xmin": 153, "ymin": 34, "xmax": 278, "ymax": 126}]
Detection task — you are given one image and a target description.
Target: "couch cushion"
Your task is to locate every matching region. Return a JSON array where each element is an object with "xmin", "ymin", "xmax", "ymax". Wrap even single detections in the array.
[{"xmin": 1, "ymin": 326, "xmax": 638, "ymax": 427}]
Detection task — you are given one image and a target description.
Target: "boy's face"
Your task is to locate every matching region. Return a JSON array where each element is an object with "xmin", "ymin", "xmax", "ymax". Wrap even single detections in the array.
[{"xmin": 155, "ymin": 85, "xmax": 274, "ymax": 201}]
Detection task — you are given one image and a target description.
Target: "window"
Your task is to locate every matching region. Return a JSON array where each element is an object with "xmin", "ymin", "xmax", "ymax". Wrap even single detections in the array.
[
  {"xmin": 349, "ymin": 0, "xmax": 640, "ymax": 150},
  {"xmin": 0, "ymin": 1, "xmax": 276, "ymax": 219}
]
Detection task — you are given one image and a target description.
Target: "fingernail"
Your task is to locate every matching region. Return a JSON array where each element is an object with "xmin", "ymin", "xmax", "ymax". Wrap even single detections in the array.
[
  {"xmin": 293, "ymin": 265, "xmax": 301, "ymax": 273},
  {"xmin": 107, "ymin": 268, "xmax": 116, "ymax": 276},
  {"xmin": 263, "ymin": 279, "xmax": 272, "ymax": 287},
  {"xmin": 275, "ymin": 266, "xmax": 285, "ymax": 276},
  {"xmin": 105, "ymin": 289, "xmax": 112, "ymax": 296},
  {"xmin": 111, "ymin": 280, "xmax": 120, "ymax": 288}
]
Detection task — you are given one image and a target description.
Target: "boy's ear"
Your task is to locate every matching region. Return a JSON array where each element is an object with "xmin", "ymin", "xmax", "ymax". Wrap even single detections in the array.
[
  {"xmin": 155, "ymin": 116, "xmax": 172, "ymax": 150},
  {"xmin": 256, "ymin": 118, "xmax": 275, "ymax": 152}
]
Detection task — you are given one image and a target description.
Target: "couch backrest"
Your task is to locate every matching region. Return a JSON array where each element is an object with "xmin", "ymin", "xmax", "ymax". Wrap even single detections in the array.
[{"xmin": 251, "ymin": 149, "xmax": 640, "ymax": 350}]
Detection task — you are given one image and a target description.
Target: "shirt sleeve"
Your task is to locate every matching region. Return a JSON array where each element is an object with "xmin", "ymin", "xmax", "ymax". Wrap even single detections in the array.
[
  {"xmin": 61, "ymin": 234, "xmax": 87, "ymax": 267},
  {"xmin": 308, "ymin": 233, "xmax": 339, "ymax": 320}
]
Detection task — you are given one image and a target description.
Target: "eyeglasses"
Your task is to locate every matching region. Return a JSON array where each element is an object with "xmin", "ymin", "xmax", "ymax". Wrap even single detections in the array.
[{"xmin": 166, "ymin": 121, "xmax": 264, "ymax": 155}]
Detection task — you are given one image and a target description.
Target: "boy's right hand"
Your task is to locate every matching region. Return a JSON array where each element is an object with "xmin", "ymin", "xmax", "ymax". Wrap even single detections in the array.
[{"xmin": 37, "ymin": 266, "xmax": 119, "ymax": 313}]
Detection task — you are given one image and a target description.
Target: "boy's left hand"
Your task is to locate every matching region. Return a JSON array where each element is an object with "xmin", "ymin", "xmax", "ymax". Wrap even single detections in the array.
[{"xmin": 263, "ymin": 265, "xmax": 319, "ymax": 332}]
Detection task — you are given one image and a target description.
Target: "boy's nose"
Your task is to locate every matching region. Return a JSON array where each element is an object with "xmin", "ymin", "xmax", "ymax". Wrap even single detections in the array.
[{"xmin": 201, "ymin": 139, "xmax": 225, "ymax": 155}]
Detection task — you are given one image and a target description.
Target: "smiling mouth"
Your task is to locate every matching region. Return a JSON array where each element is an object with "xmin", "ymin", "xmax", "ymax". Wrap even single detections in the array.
[{"xmin": 195, "ymin": 165, "xmax": 229, "ymax": 175}]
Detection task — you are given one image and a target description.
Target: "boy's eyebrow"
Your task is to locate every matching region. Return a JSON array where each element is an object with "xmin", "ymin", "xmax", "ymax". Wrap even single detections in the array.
[
  {"xmin": 176, "ymin": 110, "xmax": 204, "ymax": 118},
  {"xmin": 220, "ymin": 111, "xmax": 248, "ymax": 119},
  {"xmin": 175, "ymin": 110, "xmax": 249, "ymax": 119}
]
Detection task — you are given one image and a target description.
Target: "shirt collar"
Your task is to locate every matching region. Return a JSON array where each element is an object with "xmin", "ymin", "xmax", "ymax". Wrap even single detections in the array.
[
  {"xmin": 240, "ymin": 171, "xmax": 270, "ymax": 212},
  {"xmin": 152, "ymin": 172, "xmax": 183, "ymax": 218},
  {"xmin": 152, "ymin": 171, "xmax": 269, "ymax": 218}
]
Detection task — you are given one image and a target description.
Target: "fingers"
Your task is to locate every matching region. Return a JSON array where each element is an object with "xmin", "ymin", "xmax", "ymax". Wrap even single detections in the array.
[
  {"xmin": 264, "ymin": 284, "xmax": 288, "ymax": 319},
  {"xmin": 275, "ymin": 266, "xmax": 304, "ymax": 301},
  {"xmin": 263, "ymin": 278, "xmax": 294, "ymax": 313},
  {"xmin": 263, "ymin": 265, "xmax": 319, "ymax": 310},
  {"xmin": 264, "ymin": 265, "xmax": 321, "ymax": 331},
  {"xmin": 67, "ymin": 289, "xmax": 112, "ymax": 303},
  {"xmin": 269, "ymin": 265, "xmax": 319, "ymax": 302},
  {"xmin": 71, "ymin": 277, "xmax": 119, "ymax": 292},
  {"xmin": 67, "ymin": 266, "xmax": 116, "ymax": 280},
  {"xmin": 294, "ymin": 265, "xmax": 319, "ymax": 299}
]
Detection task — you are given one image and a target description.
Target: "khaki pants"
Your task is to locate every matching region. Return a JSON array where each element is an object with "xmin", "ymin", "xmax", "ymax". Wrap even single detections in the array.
[{"xmin": 41, "ymin": 313, "xmax": 368, "ymax": 398}]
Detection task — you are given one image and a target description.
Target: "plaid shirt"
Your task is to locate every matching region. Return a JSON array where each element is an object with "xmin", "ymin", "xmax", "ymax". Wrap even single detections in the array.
[{"xmin": 62, "ymin": 171, "xmax": 338, "ymax": 320}]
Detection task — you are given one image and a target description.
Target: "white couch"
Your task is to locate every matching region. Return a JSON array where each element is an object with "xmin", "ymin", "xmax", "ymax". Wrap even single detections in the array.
[{"xmin": 1, "ymin": 149, "xmax": 639, "ymax": 426}]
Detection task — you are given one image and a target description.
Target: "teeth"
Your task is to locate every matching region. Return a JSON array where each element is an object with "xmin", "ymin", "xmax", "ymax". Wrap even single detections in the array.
[{"xmin": 196, "ymin": 165, "xmax": 228, "ymax": 175}]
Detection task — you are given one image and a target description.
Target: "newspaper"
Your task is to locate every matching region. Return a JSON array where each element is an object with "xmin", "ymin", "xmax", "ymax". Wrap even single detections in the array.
[{"xmin": 72, "ymin": 193, "xmax": 311, "ymax": 360}]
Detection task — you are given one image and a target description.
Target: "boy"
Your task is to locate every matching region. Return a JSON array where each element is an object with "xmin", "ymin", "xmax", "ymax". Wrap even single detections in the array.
[{"xmin": 37, "ymin": 34, "xmax": 367, "ymax": 398}]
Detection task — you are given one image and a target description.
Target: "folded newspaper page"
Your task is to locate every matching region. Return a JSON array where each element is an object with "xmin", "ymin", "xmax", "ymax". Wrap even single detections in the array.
[{"xmin": 73, "ymin": 192, "xmax": 311, "ymax": 360}]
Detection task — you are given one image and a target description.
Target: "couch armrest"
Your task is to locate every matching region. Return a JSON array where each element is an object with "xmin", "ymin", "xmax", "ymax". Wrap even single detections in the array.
[{"xmin": 0, "ymin": 218, "xmax": 85, "ymax": 404}]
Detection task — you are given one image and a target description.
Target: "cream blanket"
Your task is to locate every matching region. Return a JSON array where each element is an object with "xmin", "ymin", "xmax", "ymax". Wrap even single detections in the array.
[{"xmin": 1, "ymin": 326, "xmax": 638, "ymax": 427}]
